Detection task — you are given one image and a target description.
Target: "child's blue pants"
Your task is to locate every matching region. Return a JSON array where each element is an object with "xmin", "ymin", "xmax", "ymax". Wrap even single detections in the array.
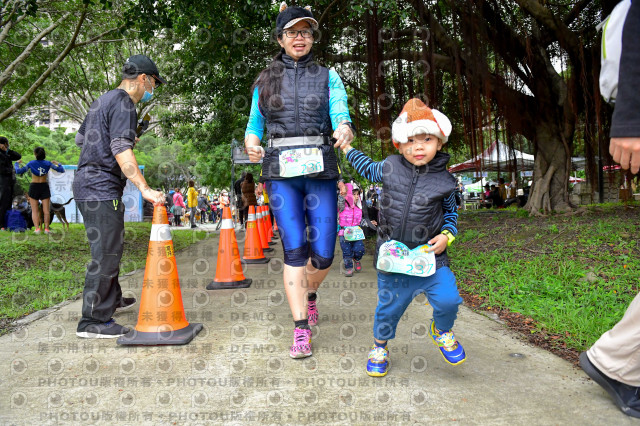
[
  {"xmin": 373, "ymin": 267, "xmax": 462, "ymax": 341},
  {"xmin": 339, "ymin": 236, "xmax": 365, "ymax": 269}
]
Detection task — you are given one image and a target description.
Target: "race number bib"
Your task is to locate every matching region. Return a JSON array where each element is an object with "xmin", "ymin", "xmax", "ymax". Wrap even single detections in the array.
[
  {"xmin": 278, "ymin": 148, "xmax": 324, "ymax": 178},
  {"xmin": 376, "ymin": 240, "xmax": 436, "ymax": 277},
  {"xmin": 344, "ymin": 226, "xmax": 365, "ymax": 241}
]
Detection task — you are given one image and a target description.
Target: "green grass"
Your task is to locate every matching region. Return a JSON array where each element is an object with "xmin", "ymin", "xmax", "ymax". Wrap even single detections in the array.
[
  {"xmin": 451, "ymin": 203, "xmax": 639, "ymax": 351},
  {"xmin": 0, "ymin": 223, "xmax": 210, "ymax": 325}
]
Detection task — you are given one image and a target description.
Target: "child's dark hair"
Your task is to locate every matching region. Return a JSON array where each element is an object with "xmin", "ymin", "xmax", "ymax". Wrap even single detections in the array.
[
  {"xmin": 245, "ymin": 173, "xmax": 254, "ymax": 183},
  {"xmin": 189, "ymin": 180, "xmax": 195, "ymax": 187},
  {"xmin": 34, "ymin": 147, "xmax": 46, "ymax": 161}
]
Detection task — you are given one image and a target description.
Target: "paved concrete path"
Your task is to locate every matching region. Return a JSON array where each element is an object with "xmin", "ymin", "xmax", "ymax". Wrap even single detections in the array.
[{"xmin": 1, "ymin": 229, "xmax": 635, "ymax": 425}]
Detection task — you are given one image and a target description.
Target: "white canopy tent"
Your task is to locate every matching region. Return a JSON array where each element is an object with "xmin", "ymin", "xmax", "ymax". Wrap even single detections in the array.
[
  {"xmin": 449, "ymin": 140, "xmax": 535, "ymax": 174},
  {"xmin": 464, "ymin": 178, "xmax": 489, "ymax": 193}
]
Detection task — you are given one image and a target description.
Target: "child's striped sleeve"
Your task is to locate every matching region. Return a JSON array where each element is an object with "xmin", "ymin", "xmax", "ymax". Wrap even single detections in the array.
[
  {"xmin": 345, "ymin": 148, "xmax": 385, "ymax": 183},
  {"xmin": 441, "ymin": 192, "xmax": 458, "ymax": 235}
]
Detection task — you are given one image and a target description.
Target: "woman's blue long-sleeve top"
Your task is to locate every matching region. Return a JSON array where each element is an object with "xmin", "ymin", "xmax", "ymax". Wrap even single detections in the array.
[
  {"xmin": 244, "ymin": 69, "xmax": 351, "ymax": 141},
  {"xmin": 15, "ymin": 160, "xmax": 64, "ymax": 176}
]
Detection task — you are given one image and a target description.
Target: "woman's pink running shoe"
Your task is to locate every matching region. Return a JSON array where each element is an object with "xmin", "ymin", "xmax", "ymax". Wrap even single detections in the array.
[{"xmin": 290, "ymin": 328, "xmax": 312, "ymax": 359}]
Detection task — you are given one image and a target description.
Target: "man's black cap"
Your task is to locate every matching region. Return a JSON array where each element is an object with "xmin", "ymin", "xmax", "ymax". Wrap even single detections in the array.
[
  {"xmin": 123, "ymin": 55, "xmax": 166, "ymax": 85},
  {"xmin": 276, "ymin": 6, "xmax": 318, "ymax": 34}
]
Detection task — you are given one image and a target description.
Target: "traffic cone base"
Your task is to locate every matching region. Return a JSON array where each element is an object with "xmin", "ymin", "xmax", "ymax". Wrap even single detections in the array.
[
  {"xmin": 207, "ymin": 278, "xmax": 252, "ymax": 290},
  {"xmin": 241, "ymin": 257, "xmax": 270, "ymax": 264},
  {"xmin": 117, "ymin": 323, "xmax": 203, "ymax": 346}
]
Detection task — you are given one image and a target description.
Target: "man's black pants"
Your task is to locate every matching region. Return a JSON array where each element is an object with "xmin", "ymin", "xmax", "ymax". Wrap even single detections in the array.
[
  {"xmin": 77, "ymin": 200, "xmax": 124, "ymax": 331},
  {"xmin": 0, "ymin": 181, "xmax": 14, "ymax": 229}
]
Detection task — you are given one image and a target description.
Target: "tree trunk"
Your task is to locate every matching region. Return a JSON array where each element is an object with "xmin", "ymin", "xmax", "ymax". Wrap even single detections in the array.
[{"xmin": 526, "ymin": 123, "xmax": 571, "ymax": 215}]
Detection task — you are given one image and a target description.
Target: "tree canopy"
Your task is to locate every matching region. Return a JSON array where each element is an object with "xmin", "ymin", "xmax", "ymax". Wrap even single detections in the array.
[{"xmin": 1, "ymin": 0, "xmax": 626, "ymax": 209}]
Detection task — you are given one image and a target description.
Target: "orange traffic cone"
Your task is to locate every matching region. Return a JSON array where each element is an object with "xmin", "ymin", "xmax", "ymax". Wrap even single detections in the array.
[
  {"xmin": 260, "ymin": 206, "xmax": 277, "ymax": 245},
  {"xmin": 207, "ymin": 207, "xmax": 252, "ymax": 289},
  {"xmin": 118, "ymin": 206, "xmax": 202, "ymax": 346},
  {"xmin": 266, "ymin": 206, "xmax": 278, "ymax": 240},
  {"xmin": 257, "ymin": 206, "xmax": 274, "ymax": 253},
  {"xmin": 265, "ymin": 206, "xmax": 276, "ymax": 241},
  {"xmin": 242, "ymin": 206, "xmax": 270, "ymax": 264}
]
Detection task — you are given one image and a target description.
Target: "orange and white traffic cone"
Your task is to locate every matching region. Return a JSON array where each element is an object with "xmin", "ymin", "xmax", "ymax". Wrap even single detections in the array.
[
  {"xmin": 265, "ymin": 206, "xmax": 276, "ymax": 241},
  {"xmin": 257, "ymin": 206, "xmax": 274, "ymax": 252},
  {"xmin": 266, "ymin": 205, "xmax": 278, "ymax": 240},
  {"xmin": 117, "ymin": 206, "xmax": 202, "ymax": 346},
  {"xmin": 207, "ymin": 207, "xmax": 252, "ymax": 289},
  {"xmin": 241, "ymin": 205, "xmax": 270, "ymax": 264},
  {"xmin": 260, "ymin": 206, "xmax": 277, "ymax": 246}
]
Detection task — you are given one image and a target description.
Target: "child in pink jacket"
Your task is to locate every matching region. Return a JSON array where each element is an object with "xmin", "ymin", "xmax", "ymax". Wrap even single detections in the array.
[{"xmin": 338, "ymin": 183, "xmax": 365, "ymax": 277}]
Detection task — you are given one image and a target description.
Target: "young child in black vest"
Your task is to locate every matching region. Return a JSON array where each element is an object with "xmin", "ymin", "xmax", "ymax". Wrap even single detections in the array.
[{"xmin": 339, "ymin": 98, "xmax": 465, "ymax": 376}]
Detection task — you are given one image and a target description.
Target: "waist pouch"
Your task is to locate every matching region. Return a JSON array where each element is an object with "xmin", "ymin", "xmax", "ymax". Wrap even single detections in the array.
[
  {"xmin": 262, "ymin": 144, "xmax": 339, "ymax": 180},
  {"xmin": 344, "ymin": 226, "xmax": 365, "ymax": 241},
  {"xmin": 376, "ymin": 240, "xmax": 436, "ymax": 277}
]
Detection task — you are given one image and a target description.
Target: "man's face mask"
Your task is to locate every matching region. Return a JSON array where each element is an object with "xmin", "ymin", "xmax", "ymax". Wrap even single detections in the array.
[{"xmin": 141, "ymin": 76, "xmax": 154, "ymax": 102}]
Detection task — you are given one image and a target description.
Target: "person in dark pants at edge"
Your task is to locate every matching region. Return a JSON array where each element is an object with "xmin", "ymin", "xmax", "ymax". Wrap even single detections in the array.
[
  {"xmin": 73, "ymin": 55, "xmax": 166, "ymax": 339},
  {"xmin": 234, "ymin": 171, "xmax": 247, "ymax": 227},
  {"xmin": 0, "ymin": 137, "xmax": 21, "ymax": 231},
  {"xmin": 579, "ymin": 2, "xmax": 640, "ymax": 418},
  {"xmin": 241, "ymin": 172, "xmax": 257, "ymax": 228}
]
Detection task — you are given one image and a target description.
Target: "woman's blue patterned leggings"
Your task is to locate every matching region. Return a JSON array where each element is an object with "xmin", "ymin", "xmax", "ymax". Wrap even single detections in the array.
[{"xmin": 265, "ymin": 177, "xmax": 337, "ymax": 269}]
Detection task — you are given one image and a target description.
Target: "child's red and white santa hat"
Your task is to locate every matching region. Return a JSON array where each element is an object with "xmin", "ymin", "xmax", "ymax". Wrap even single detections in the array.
[{"xmin": 391, "ymin": 98, "xmax": 452, "ymax": 147}]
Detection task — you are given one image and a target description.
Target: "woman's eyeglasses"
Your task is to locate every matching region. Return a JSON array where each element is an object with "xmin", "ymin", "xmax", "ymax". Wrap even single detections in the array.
[{"xmin": 283, "ymin": 29, "xmax": 313, "ymax": 38}]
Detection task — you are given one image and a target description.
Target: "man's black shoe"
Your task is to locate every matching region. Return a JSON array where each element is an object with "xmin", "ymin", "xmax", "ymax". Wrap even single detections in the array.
[
  {"xmin": 76, "ymin": 319, "xmax": 130, "ymax": 339},
  {"xmin": 116, "ymin": 297, "xmax": 136, "ymax": 310},
  {"xmin": 580, "ymin": 352, "xmax": 640, "ymax": 418}
]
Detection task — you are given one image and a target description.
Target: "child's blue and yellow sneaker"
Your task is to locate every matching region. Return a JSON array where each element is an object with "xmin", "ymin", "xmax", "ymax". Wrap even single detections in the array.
[
  {"xmin": 429, "ymin": 321, "xmax": 466, "ymax": 365},
  {"xmin": 366, "ymin": 345, "xmax": 390, "ymax": 377}
]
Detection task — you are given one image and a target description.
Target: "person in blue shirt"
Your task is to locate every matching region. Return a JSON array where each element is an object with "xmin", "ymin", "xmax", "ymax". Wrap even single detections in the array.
[
  {"xmin": 245, "ymin": 4, "xmax": 355, "ymax": 360},
  {"xmin": 15, "ymin": 147, "xmax": 64, "ymax": 234}
]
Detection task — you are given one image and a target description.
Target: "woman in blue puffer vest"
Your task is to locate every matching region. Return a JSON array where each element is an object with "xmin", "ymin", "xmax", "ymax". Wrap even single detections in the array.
[{"xmin": 244, "ymin": 3, "xmax": 355, "ymax": 359}]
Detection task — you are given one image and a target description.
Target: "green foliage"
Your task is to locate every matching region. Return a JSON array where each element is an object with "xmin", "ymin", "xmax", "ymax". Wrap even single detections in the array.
[
  {"xmin": 0, "ymin": 120, "xmax": 78, "ymax": 194},
  {"xmin": 451, "ymin": 204, "xmax": 640, "ymax": 351},
  {"xmin": 0, "ymin": 223, "xmax": 210, "ymax": 324},
  {"xmin": 0, "ymin": 120, "xmax": 200, "ymax": 194},
  {"xmin": 1, "ymin": 0, "xmax": 141, "ymax": 122},
  {"xmin": 4, "ymin": 1, "xmax": 616, "ymax": 203}
]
